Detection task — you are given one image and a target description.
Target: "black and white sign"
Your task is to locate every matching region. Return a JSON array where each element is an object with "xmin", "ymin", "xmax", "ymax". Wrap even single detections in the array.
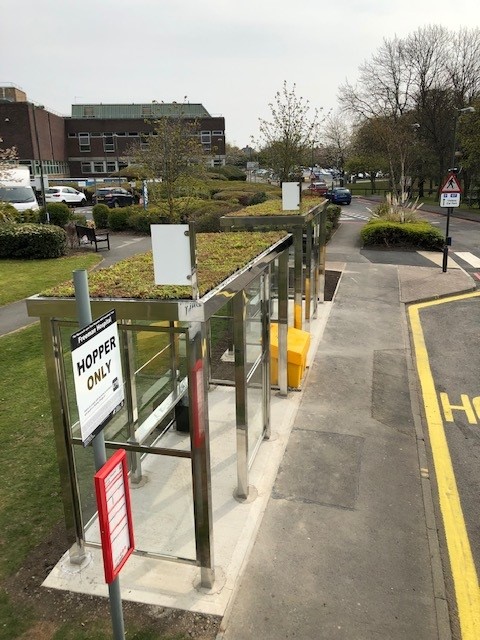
[{"xmin": 71, "ymin": 310, "xmax": 124, "ymax": 446}]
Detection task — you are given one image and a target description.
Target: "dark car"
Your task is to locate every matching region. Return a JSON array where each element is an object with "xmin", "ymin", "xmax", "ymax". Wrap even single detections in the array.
[
  {"xmin": 307, "ymin": 180, "xmax": 328, "ymax": 195},
  {"xmin": 325, "ymin": 187, "xmax": 352, "ymax": 205},
  {"xmin": 92, "ymin": 187, "xmax": 135, "ymax": 208}
]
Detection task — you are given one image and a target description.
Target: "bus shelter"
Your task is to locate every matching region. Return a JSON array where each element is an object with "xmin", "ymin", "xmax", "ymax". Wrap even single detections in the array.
[
  {"xmin": 220, "ymin": 199, "xmax": 328, "ymax": 331},
  {"xmin": 26, "ymin": 231, "xmax": 292, "ymax": 590}
]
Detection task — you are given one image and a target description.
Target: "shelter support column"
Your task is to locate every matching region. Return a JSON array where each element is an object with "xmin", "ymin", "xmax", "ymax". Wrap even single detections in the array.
[
  {"xmin": 187, "ymin": 321, "xmax": 214, "ymax": 589},
  {"xmin": 233, "ymin": 290, "xmax": 249, "ymax": 500}
]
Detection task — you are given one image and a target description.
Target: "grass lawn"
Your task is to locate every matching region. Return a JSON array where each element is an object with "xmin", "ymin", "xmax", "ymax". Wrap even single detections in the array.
[
  {"xmin": 0, "ymin": 254, "xmax": 102, "ymax": 306},
  {"xmin": 0, "ymin": 249, "xmax": 221, "ymax": 638}
]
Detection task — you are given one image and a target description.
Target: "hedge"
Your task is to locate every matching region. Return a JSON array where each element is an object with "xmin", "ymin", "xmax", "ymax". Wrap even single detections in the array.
[
  {"xmin": 39, "ymin": 202, "xmax": 73, "ymax": 228},
  {"xmin": 0, "ymin": 223, "xmax": 67, "ymax": 258},
  {"xmin": 360, "ymin": 220, "xmax": 444, "ymax": 250}
]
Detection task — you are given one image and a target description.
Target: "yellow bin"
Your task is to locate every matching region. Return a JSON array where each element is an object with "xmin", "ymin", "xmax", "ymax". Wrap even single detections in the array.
[{"xmin": 270, "ymin": 323, "xmax": 310, "ymax": 388}]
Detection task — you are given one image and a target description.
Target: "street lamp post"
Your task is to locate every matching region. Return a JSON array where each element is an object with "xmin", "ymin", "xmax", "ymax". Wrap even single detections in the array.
[
  {"xmin": 31, "ymin": 104, "xmax": 48, "ymax": 222},
  {"xmin": 442, "ymin": 106, "xmax": 475, "ymax": 272}
]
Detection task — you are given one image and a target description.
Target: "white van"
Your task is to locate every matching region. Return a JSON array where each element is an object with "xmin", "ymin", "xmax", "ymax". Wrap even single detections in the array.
[{"xmin": 0, "ymin": 166, "xmax": 39, "ymax": 212}]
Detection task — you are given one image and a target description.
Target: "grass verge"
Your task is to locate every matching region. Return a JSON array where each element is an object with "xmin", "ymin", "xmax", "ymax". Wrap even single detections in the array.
[{"xmin": 0, "ymin": 253, "xmax": 102, "ymax": 306}]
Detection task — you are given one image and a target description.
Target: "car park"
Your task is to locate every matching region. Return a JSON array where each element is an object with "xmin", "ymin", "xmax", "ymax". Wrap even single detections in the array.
[
  {"xmin": 92, "ymin": 187, "xmax": 135, "ymax": 208},
  {"xmin": 45, "ymin": 186, "xmax": 87, "ymax": 207},
  {"xmin": 307, "ymin": 180, "xmax": 328, "ymax": 195},
  {"xmin": 325, "ymin": 187, "xmax": 352, "ymax": 205}
]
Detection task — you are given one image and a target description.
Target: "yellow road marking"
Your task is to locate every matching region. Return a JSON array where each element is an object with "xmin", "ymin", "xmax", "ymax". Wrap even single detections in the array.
[{"xmin": 409, "ymin": 291, "xmax": 480, "ymax": 639}]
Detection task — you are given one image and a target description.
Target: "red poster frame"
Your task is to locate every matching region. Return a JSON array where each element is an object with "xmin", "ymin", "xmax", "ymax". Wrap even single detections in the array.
[{"xmin": 94, "ymin": 449, "xmax": 134, "ymax": 583}]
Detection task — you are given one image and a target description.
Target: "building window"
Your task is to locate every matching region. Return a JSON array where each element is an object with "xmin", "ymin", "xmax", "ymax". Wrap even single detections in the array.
[
  {"xmin": 104, "ymin": 133, "xmax": 115, "ymax": 152},
  {"xmin": 83, "ymin": 106, "xmax": 95, "ymax": 117},
  {"xmin": 78, "ymin": 132, "xmax": 90, "ymax": 152},
  {"xmin": 141, "ymin": 105, "xmax": 153, "ymax": 117},
  {"xmin": 106, "ymin": 161, "xmax": 117, "ymax": 172},
  {"xmin": 68, "ymin": 132, "xmax": 77, "ymax": 138},
  {"xmin": 81, "ymin": 162, "xmax": 91, "ymax": 174},
  {"xmin": 212, "ymin": 130, "xmax": 223, "ymax": 136},
  {"xmin": 201, "ymin": 131, "xmax": 211, "ymax": 144},
  {"xmin": 93, "ymin": 162, "xmax": 105, "ymax": 173}
]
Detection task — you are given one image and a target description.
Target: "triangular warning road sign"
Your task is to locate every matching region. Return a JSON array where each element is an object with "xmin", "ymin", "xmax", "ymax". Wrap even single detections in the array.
[{"xmin": 440, "ymin": 172, "xmax": 462, "ymax": 194}]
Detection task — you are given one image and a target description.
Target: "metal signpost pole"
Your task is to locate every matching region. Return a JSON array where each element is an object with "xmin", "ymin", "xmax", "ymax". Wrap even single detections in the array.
[
  {"xmin": 442, "ymin": 206, "xmax": 452, "ymax": 273},
  {"xmin": 72, "ymin": 269, "xmax": 126, "ymax": 640}
]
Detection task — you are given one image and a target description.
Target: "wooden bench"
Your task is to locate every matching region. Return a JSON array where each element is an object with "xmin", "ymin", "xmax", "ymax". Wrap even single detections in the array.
[{"xmin": 75, "ymin": 225, "xmax": 110, "ymax": 252}]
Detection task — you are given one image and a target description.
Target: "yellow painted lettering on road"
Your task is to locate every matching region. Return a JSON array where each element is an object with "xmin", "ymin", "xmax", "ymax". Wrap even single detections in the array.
[
  {"xmin": 440, "ymin": 392, "xmax": 478, "ymax": 424},
  {"xmin": 409, "ymin": 291, "xmax": 480, "ymax": 640}
]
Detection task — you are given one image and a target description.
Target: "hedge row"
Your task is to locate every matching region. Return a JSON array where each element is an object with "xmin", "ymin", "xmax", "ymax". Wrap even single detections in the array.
[
  {"xmin": 360, "ymin": 220, "xmax": 444, "ymax": 249},
  {"xmin": 0, "ymin": 223, "xmax": 67, "ymax": 259}
]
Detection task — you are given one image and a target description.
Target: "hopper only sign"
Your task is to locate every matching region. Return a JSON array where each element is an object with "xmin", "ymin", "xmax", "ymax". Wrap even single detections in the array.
[{"xmin": 71, "ymin": 309, "xmax": 124, "ymax": 446}]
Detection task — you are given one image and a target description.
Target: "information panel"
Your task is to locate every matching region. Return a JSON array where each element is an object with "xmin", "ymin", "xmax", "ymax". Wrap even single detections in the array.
[
  {"xmin": 94, "ymin": 449, "xmax": 134, "ymax": 584},
  {"xmin": 71, "ymin": 309, "xmax": 124, "ymax": 446}
]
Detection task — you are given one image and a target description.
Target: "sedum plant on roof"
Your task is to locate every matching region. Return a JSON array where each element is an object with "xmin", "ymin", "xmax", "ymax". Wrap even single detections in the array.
[
  {"xmin": 42, "ymin": 231, "xmax": 287, "ymax": 300},
  {"xmin": 223, "ymin": 197, "xmax": 325, "ymax": 217}
]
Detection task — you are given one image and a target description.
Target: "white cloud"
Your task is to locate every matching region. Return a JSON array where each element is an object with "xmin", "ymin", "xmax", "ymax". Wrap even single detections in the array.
[{"xmin": 1, "ymin": 0, "xmax": 479, "ymax": 146}]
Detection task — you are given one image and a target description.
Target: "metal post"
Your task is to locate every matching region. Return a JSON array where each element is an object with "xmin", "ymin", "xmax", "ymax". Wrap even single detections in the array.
[
  {"xmin": 442, "ymin": 208, "xmax": 452, "ymax": 273},
  {"xmin": 32, "ymin": 104, "xmax": 48, "ymax": 223},
  {"xmin": 293, "ymin": 226, "xmax": 303, "ymax": 329},
  {"xmin": 233, "ymin": 291, "xmax": 248, "ymax": 499},
  {"xmin": 72, "ymin": 269, "xmax": 125, "ymax": 640},
  {"xmin": 277, "ymin": 246, "xmax": 289, "ymax": 397}
]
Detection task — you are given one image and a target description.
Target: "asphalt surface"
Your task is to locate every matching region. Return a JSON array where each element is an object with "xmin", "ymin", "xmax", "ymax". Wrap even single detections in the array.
[{"xmin": 1, "ymin": 201, "xmax": 479, "ymax": 639}]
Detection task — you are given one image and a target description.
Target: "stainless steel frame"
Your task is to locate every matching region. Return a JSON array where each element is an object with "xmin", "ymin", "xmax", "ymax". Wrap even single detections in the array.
[
  {"xmin": 220, "ymin": 201, "xmax": 328, "ymax": 330},
  {"xmin": 27, "ymin": 234, "xmax": 292, "ymax": 589}
]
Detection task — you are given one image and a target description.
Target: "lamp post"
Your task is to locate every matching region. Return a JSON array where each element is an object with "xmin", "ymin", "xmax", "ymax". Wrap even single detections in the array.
[
  {"xmin": 31, "ymin": 104, "xmax": 48, "ymax": 222},
  {"xmin": 442, "ymin": 106, "xmax": 475, "ymax": 272}
]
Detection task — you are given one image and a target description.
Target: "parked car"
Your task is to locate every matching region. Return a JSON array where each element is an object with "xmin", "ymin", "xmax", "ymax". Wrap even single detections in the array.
[
  {"xmin": 92, "ymin": 187, "xmax": 135, "ymax": 208},
  {"xmin": 307, "ymin": 180, "xmax": 328, "ymax": 195},
  {"xmin": 45, "ymin": 186, "xmax": 87, "ymax": 207},
  {"xmin": 325, "ymin": 187, "xmax": 352, "ymax": 205}
]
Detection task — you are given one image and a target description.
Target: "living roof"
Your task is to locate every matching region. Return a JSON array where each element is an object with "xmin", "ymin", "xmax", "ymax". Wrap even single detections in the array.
[
  {"xmin": 42, "ymin": 231, "xmax": 287, "ymax": 300},
  {"xmin": 224, "ymin": 197, "xmax": 325, "ymax": 217}
]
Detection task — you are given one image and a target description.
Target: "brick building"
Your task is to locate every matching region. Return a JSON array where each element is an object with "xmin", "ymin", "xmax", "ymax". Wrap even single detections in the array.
[{"xmin": 0, "ymin": 84, "xmax": 226, "ymax": 183}]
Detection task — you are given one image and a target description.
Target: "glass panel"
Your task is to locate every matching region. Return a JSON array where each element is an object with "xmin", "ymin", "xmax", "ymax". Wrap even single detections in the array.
[
  {"xmin": 209, "ymin": 300, "xmax": 234, "ymax": 383},
  {"xmin": 84, "ymin": 451, "xmax": 196, "ymax": 561},
  {"xmin": 247, "ymin": 371, "xmax": 264, "ymax": 466},
  {"xmin": 245, "ymin": 276, "xmax": 262, "ymax": 376}
]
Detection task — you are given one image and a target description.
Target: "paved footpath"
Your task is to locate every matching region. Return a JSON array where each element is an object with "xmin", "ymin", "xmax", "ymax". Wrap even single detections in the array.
[{"xmin": 218, "ymin": 221, "xmax": 475, "ymax": 640}]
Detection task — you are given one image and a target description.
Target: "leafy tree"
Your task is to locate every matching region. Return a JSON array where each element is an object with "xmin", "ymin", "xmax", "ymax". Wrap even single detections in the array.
[
  {"xmin": 255, "ymin": 81, "xmax": 322, "ymax": 182},
  {"xmin": 129, "ymin": 104, "xmax": 206, "ymax": 217}
]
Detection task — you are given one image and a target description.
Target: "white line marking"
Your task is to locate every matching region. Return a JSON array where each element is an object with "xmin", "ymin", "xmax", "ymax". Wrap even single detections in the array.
[
  {"xmin": 417, "ymin": 251, "xmax": 462, "ymax": 268},
  {"xmin": 454, "ymin": 252, "xmax": 480, "ymax": 268}
]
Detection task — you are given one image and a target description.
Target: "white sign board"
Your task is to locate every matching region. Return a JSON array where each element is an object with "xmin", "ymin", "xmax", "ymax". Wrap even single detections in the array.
[
  {"xmin": 71, "ymin": 310, "xmax": 124, "ymax": 446},
  {"xmin": 282, "ymin": 182, "xmax": 300, "ymax": 210},
  {"xmin": 440, "ymin": 192, "xmax": 460, "ymax": 208},
  {"xmin": 151, "ymin": 224, "xmax": 192, "ymax": 285}
]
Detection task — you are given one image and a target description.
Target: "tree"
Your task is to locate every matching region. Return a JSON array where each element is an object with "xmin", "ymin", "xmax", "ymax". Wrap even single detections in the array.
[
  {"xmin": 129, "ymin": 104, "xmax": 205, "ymax": 217},
  {"xmin": 0, "ymin": 138, "xmax": 17, "ymax": 180},
  {"xmin": 339, "ymin": 26, "xmax": 480, "ymax": 189},
  {"xmin": 319, "ymin": 112, "xmax": 353, "ymax": 179},
  {"xmin": 255, "ymin": 82, "xmax": 321, "ymax": 182}
]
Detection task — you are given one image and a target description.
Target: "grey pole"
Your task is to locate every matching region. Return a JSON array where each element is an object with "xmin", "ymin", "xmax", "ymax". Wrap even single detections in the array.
[{"xmin": 72, "ymin": 269, "xmax": 126, "ymax": 640}]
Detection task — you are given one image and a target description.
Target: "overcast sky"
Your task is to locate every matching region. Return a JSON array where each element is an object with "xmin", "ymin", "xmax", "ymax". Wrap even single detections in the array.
[{"xmin": 1, "ymin": 0, "xmax": 479, "ymax": 148}]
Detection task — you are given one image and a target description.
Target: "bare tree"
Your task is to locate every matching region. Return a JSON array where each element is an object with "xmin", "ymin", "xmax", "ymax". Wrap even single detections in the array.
[
  {"xmin": 255, "ymin": 81, "xmax": 322, "ymax": 182},
  {"xmin": 320, "ymin": 112, "xmax": 352, "ymax": 178},
  {"xmin": 129, "ymin": 104, "xmax": 205, "ymax": 217}
]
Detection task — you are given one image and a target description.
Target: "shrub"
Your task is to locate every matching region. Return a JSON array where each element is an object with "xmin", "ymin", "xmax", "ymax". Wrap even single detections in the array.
[
  {"xmin": 0, "ymin": 223, "xmax": 67, "ymax": 258},
  {"xmin": 360, "ymin": 220, "xmax": 444, "ymax": 250},
  {"xmin": 212, "ymin": 190, "xmax": 263, "ymax": 206},
  {"xmin": 108, "ymin": 207, "xmax": 130, "ymax": 231},
  {"xmin": 326, "ymin": 204, "xmax": 341, "ymax": 229},
  {"xmin": 0, "ymin": 202, "xmax": 18, "ymax": 224},
  {"xmin": 14, "ymin": 208, "xmax": 40, "ymax": 223},
  {"xmin": 128, "ymin": 209, "xmax": 169, "ymax": 234},
  {"xmin": 39, "ymin": 202, "xmax": 73, "ymax": 228},
  {"xmin": 92, "ymin": 204, "xmax": 110, "ymax": 229},
  {"xmin": 72, "ymin": 212, "xmax": 88, "ymax": 226},
  {"xmin": 209, "ymin": 165, "xmax": 247, "ymax": 181}
]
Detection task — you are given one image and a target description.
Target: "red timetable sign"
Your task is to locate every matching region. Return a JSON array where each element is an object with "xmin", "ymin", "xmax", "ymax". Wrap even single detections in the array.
[{"xmin": 94, "ymin": 449, "xmax": 134, "ymax": 584}]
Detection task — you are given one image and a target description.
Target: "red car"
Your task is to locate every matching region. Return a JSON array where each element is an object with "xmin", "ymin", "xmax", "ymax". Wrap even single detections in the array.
[{"xmin": 307, "ymin": 180, "xmax": 328, "ymax": 196}]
